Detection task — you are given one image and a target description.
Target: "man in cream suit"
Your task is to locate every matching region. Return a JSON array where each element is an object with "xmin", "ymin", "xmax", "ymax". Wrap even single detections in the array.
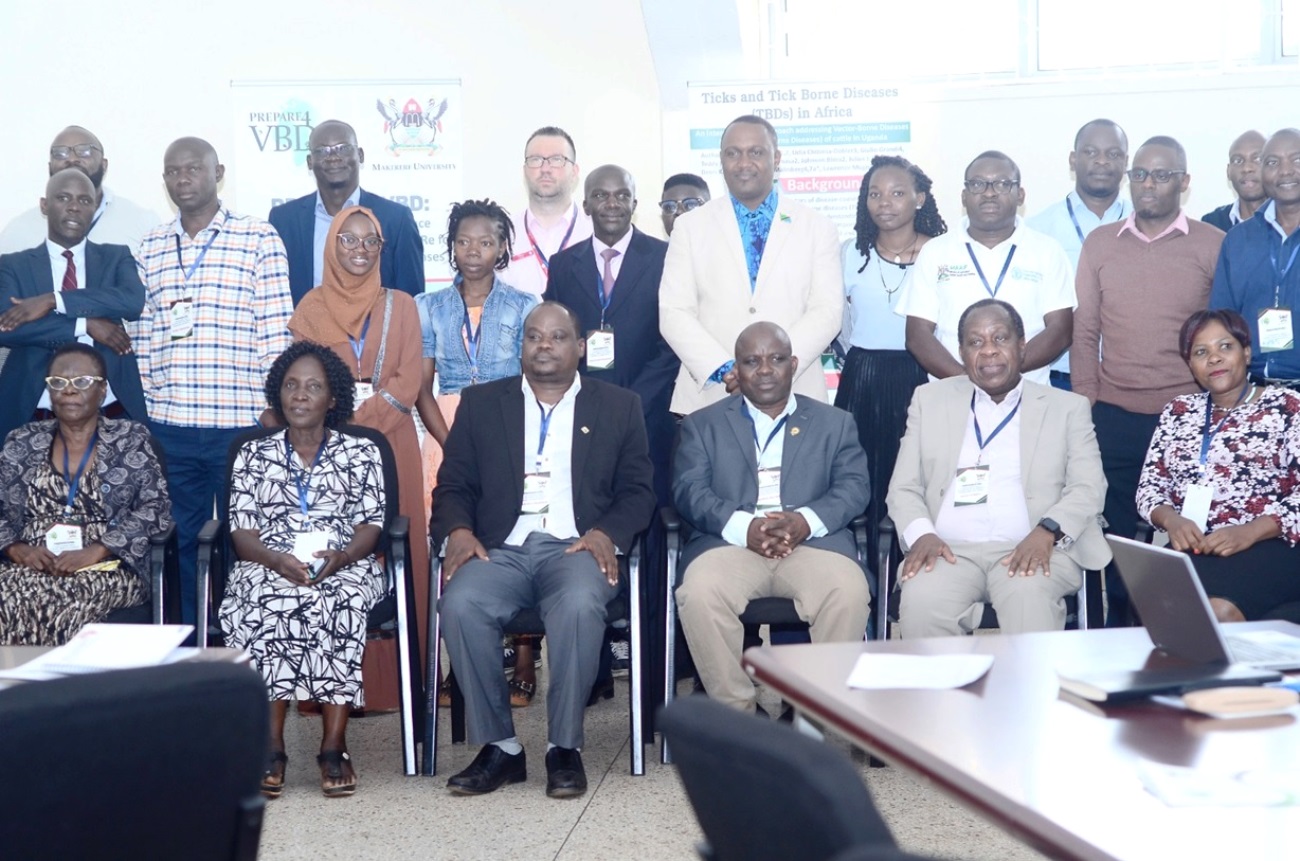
[
  {"xmin": 887, "ymin": 299, "xmax": 1109, "ymax": 638},
  {"xmin": 659, "ymin": 115, "xmax": 842, "ymax": 415}
]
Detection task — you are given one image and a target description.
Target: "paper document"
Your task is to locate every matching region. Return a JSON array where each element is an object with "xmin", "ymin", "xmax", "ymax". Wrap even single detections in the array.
[
  {"xmin": 1138, "ymin": 759, "xmax": 1300, "ymax": 807},
  {"xmin": 0, "ymin": 623, "xmax": 193, "ymax": 682},
  {"xmin": 847, "ymin": 653, "xmax": 994, "ymax": 690}
]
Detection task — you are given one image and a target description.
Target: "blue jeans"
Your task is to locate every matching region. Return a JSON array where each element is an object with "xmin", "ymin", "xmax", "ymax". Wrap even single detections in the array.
[{"xmin": 148, "ymin": 421, "xmax": 257, "ymax": 625}]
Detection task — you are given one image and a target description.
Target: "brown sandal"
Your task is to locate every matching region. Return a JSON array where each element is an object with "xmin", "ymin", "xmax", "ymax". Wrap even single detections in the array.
[
  {"xmin": 509, "ymin": 677, "xmax": 536, "ymax": 708},
  {"xmin": 261, "ymin": 751, "xmax": 287, "ymax": 799},
  {"xmin": 438, "ymin": 680, "xmax": 452, "ymax": 709},
  {"xmin": 317, "ymin": 750, "xmax": 357, "ymax": 798}
]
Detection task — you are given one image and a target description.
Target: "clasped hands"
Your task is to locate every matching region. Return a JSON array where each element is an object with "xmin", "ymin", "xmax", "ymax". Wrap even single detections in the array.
[
  {"xmin": 269, "ymin": 548, "xmax": 351, "ymax": 587},
  {"xmin": 6, "ymin": 541, "xmax": 111, "ymax": 576},
  {"xmin": 746, "ymin": 511, "xmax": 811, "ymax": 559},
  {"xmin": 443, "ymin": 526, "xmax": 620, "ymax": 586},
  {"xmin": 1159, "ymin": 510, "xmax": 1277, "ymax": 558},
  {"xmin": 900, "ymin": 527, "xmax": 1057, "ymax": 581}
]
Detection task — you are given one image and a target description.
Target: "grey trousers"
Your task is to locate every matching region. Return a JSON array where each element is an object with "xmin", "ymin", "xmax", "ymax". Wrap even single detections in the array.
[{"xmin": 439, "ymin": 533, "xmax": 617, "ymax": 749}]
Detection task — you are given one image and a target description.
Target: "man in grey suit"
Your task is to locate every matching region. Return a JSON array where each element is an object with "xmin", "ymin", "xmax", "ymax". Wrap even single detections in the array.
[
  {"xmin": 674, "ymin": 322, "xmax": 871, "ymax": 712},
  {"xmin": 887, "ymin": 299, "xmax": 1110, "ymax": 638}
]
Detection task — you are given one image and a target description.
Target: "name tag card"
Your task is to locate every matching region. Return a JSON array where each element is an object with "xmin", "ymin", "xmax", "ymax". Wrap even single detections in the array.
[
  {"xmin": 522, "ymin": 471, "xmax": 552, "ymax": 514},
  {"xmin": 1258, "ymin": 307, "xmax": 1294, "ymax": 353},
  {"xmin": 168, "ymin": 300, "xmax": 195, "ymax": 341},
  {"xmin": 354, "ymin": 381, "xmax": 375, "ymax": 404},
  {"xmin": 1181, "ymin": 483, "xmax": 1214, "ymax": 532},
  {"xmin": 756, "ymin": 467, "xmax": 782, "ymax": 512},
  {"xmin": 45, "ymin": 523, "xmax": 84, "ymax": 554},
  {"xmin": 587, "ymin": 329, "xmax": 615, "ymax": 369},
  {"xmin": 953, "ymin": 466, "xmax": 990, "ymax": 507},
  {"xmin": 291, "ymin": 530, "xmax": 332, "ymax": 564}
]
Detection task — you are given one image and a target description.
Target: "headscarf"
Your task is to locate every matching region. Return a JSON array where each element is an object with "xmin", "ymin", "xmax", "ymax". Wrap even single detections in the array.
[{"xmin": 288, "ymin": 205, "xmax": 386, "ymax": 346}]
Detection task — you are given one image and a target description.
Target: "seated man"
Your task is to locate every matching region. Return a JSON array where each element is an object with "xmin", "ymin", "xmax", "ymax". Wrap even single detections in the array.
[
  {"xmin": 887, "ymin": 299, "xmax": 1110, "ymax": 637},
  {"xmin": 674, "ymin": 322, "xmax": 871, "ymax": 713},
  {"xmin": 432, "ymin": 301, "xmax": 655, "ymax": 799}
]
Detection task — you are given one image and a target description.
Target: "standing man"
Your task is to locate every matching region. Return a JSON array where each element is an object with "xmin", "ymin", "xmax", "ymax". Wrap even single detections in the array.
[
  {"xmin": 0, "ymin": 169, "xmax": 147, "ymax": 440},
  {"xmin": 660, "ymin": 115, "xmax": 841, "ymax": 415},
  {"xmin": 898, "ymin": 151, "xmax": 1075, "ymax": 387},
  {"xmin": 1073, "ymin": 135, "xmax": 1223, "ymax": 626},
  {"xmin": 434, "ymin": 302, "xmax": 654, "ymax": 799},
  {"xmin": 1028, "ymin": 119, "xmax": 1131, "ymax": 390},
  {"xmin": 659, "ymin": 173, "xmax": 711, "ymax": 237},
  {"xmin": 268, "ymin": 119, "xmax": 425, "ymax": 304},
  {"xmin": 0, "ymin": 126, "xmax": 162, "ymax": 254},
  {"xmin": 1211, "ymin": 128, "xmax": 1300, "ymax": 387},
  {"xmin": 1203, "ymin": 130, "xmax": 1267, "ymax": 233},
  {"xmin": 500, "ymin": 127, "xmax": 592, "ymax": 299},
  {"xmin": 135, "ymin": 137, "xmax": 294, "ymax": 623}
]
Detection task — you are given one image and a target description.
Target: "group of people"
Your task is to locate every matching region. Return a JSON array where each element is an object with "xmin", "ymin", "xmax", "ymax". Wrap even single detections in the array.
[{"xmin": 1, "ymin": 111, "xmax": 1299, "ymax": 804}]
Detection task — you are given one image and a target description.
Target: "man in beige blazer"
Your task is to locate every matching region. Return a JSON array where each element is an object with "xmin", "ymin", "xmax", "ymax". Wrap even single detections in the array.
[
  {"xmin": 887, "ymin": 299, "xmax": 1110, "ymax": 638},
  {"xmin": 659, "ymin": 115, "xmax": 842, "ymax": 415}
]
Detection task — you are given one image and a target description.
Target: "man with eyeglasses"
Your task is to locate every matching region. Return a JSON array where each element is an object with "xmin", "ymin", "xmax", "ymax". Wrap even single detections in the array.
[
  {"xmin": 500, "ymin": 126, "xmax": 593, "ymax": 299},
  {"xmin": 1203, "ymin": 130, "xmax": 1267, "ymax": 233},
  {"xmin": 268, "ymin": 119, "xmax": 425, "ymax": 305},
  {"xmin": 134, "ymin": 137, "xmax": 293, "ymax": 624},
  {"xmin": 1211, "ymin": 128, "xmax": 1300, "ymax": 389},
  {"xmin": 1073, "ymin": 135, "xmax": 1223, "ymax": 626},
  {"xmin": 0, "ymin": 126, "xmax": 162, "ymax": 256},
  {"xmin": 897, "ymin": 150, "xmax": 1074, "ymax": 388},
  {"xmin": 1028, "ymin": 119, "xmax": 1131, "ymax": 391},
  {"xmin": 659, "ymin": 173, "xmax": 711, "ymax": 237},
  {"xmin": 0, "ymin": 168, "xmax": 147, "ymax": 442},
  {"xmin": 660, "ymin": 115, "xmax": 841, "ymax": 416}
]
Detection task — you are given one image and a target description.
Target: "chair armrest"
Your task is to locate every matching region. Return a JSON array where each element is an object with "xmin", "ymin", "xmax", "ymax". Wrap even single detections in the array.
[
  {"xmin": 389, "ymin": 514, "xmax": 410, "ymax": 542},
  {"xmin": 149, "ymin": 523, "xmax": 175, "ymax": 547},
  {"xmin": 659, "ymin": 506, "xmax": 681, "ymax": 533},
  {"xmin": 1134, "ymin": 520, "xmax": 1154, "ymax": 544},
  {"xmin": 197, "ymin": 519, "xmax": 222, "ymax": 546},
  {"xmin": 149, "ymin": 523, "xmax": 175, "ymax": 624}
]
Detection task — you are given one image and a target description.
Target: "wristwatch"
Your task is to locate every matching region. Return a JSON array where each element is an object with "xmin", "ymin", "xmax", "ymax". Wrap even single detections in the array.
[{"xmin": 1038, "ymin": 517, "xmax": 1066, "ymax": 545}]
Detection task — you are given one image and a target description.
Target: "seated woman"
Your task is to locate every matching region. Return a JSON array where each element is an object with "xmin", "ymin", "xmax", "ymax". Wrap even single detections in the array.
[
  {"xmin": 1137, "ymin": 309, "xmax": 1300, "ymax": 622},
  {"xmin": 0, "ymin": 343, "xmax": 171, "ymax": 645},
  {"xmin": 219, "ymin": 342, "xmax": 387, "ymax": 799}
]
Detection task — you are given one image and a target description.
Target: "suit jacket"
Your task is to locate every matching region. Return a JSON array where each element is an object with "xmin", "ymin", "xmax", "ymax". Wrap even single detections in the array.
[
  {"xmin": 0, "ymin": 242, "xmax": 147, "ymax": 441},
  {"xmin": 268, "ymin": 189, "xmax": 425, "ymax": 304},
  {"xmin": 673, "ymin": 394, "xmax": 870, "ymax": 571},
  {"xmin": 886, "ymin": 377, "xmax": 1111, "ymax": 570},
  {"xmin": 659, "ymin": 196, "xmax": 843, "ymax": 414},
  {"xmin": 430, "ymin": 375, "xmax": 656, "ymax": 552}
]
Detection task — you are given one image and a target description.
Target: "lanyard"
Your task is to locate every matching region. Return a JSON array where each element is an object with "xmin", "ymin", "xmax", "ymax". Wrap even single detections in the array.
[
  {"xmin": 744, "ymin": 404, "xmax": 789, "ymax": 458},
  {"xmin": 59, "ymin": 429, "xmax": 98, "ymax": 514},
  {"xmin": 1270, "ymin": 242, "xmax": 1300, "ymax": 306},
  {"xmin": 536, "ymin": 399, "xmax": 559, "ymax": 462},
  {"xmin": 174, "ymin": 230, "xmax": 219, "ymax": 282},
  {"xmin": 523, "ymin": 205, "xmax": 578, "ymax": 278},
  {"xmin": 965, "ymin": 243, "xmax": 1017, "ymax": 299},
  {"xmin": 970, "ymin": 390, "xmax": 1020, "ymax": 465},
  {"xmin": 347, "ymin": 315, "xmax": 371, "ymax": 373},
  {"xmin": 1064, "ymin": 195, "xmax": 1086, "ymax": 245},
  {"xmin": 286, "ymin": 433, "xmax": 329, "ymax": 515},
  {"xmin": 1199, "ymin": 384, "xmax": 1253, "ymax": 467},
  {"xmin": 463, "ymin": 305, "xmax": 480, "ymax": 368}
]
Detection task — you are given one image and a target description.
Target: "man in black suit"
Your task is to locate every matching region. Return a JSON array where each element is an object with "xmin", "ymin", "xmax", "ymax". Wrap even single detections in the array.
[
  {"xmin": 0, "ymin": 168, "xmax": 146, "ymax": 441},
  {"xmin": 433, "ymin": 301, "xmax": 655, "ymax": 799},
  {"xmin": 268, "ymin": 119, "xmax": 425, "ymax": 304}
]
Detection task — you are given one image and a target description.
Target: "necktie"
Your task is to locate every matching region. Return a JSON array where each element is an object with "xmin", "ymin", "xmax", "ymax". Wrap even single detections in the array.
[
  {"xmin": 61, "ymin": 249, "xmax": 77, "ymax": 292},
  {"xmin": 600, "ymin": 248, "xmax": 619, "ymax": 300}
]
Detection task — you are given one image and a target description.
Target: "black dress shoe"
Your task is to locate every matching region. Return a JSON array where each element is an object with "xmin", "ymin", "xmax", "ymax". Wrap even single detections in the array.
[
  {"xmin": 545, "ymin": 746, "xmax": 587, "ymax": 798},
  {"xmin": 447, "ymin": 745, "xmax": 526, "ymax": 795}
]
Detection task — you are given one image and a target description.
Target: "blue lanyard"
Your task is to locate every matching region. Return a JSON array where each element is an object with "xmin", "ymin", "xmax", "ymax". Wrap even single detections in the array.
[
  {"xmin": 1199, "ymin": 384, "xmax": 1253, "ymax": 467},
  {"xmin": 463, "ymin": 305, "xmax": 480, "ymax": 368},
  {"xmin": 523, "ymin": 206, "xmax": 578, "ymax": 278},
  {"xmin": 744, "ymin": 404, "xmax": 789, "ymax": 457},
  {"xmin": 174, "ymin": 230, "xmax": 219, "ymax": 282},
  {"xmin": 286, "ymin": 433, "xmax": 329, "ymax": 515},
  {"xmin": 536, "ymin": 399, "xmax": 559, "ymax": 461},
  {"xmin": 1270, "ymin": 243, "xmax": 1300, "ymax": 305},
  {"xmin": 965, "ymin": 243, "xmax": 1017, "ymax": 299},
  {"xmin": 347, "ymin": 315, "xmax": 371, "ymax": 372},
  {"xmin": 970, "ymin": 391, "xmax": 1019, "ymax": 464},
  {"xmin": 1064, "ymin": 195, "xmax": 1086, "ymax": 245},
  {"xmin": 59, "ymin": 429, "xmax": 98, "ymax": 514}
]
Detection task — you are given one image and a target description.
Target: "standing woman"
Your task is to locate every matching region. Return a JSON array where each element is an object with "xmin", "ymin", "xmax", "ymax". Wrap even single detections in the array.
[
  {"xmin": 416, "ymin": 199, "xmax": 537, "ymax": 706},
  {"xmin": 836, "ymin": 155, "xmax": 947, "ymax": 563},
  {"xmin": 289, "ymin": 205, "xmax": 427, "ymax": 712}
]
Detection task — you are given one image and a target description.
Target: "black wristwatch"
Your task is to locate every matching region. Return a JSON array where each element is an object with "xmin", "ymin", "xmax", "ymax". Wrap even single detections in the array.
[{"xmin": 1037, "ymin": 517, "xmax": 1065, "ymax": 544}]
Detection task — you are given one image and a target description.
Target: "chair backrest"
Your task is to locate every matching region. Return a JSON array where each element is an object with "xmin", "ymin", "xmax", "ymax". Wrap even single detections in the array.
[
  {"xmin": 659, "ymin": 696, "xmax": 898, "ymax": 861},
  {"xmin": 0, "ymin": 662, "xmax": 268, "ymax": 861}
]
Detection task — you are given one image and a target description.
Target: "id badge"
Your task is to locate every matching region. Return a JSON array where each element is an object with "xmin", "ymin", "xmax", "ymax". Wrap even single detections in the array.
[
  {"xmin": 1258, "ymin": 307, "xmax": 1293, "ymax": 353},
  {"xmin": 291, "ymin": 529, "xmax": 332, "ymax": 564},
  {"xmin": 354, "ymin": 380, "xmax": 375, "ymax": 403},
  {"xmin": 45, "ymin": 523, "xmax": 84, "ymax": 554},
  {"xmin": 756, "ymin": 467, "xmax": 782, "ymax": 512},
  {"xmin": 522, "ymin": 471, "xmax": 552, "ymax": 514},
  {"xmin": 587, "ymin": 329, "xmax": 615, "ymax": 369},
  {"xmin": 1181, "ymin": 483, "xmax": 1214, "ymax": 533},
  {"xmin": 953, "ymin": 465, "xmax": 991, "ymax": 507},
  {"xmin": 168, "ymin": 300, "xmax": 195, "ymax": 341}
]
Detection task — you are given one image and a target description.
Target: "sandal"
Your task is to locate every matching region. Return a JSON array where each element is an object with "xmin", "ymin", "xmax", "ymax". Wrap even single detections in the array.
[
  {"xmin": 509, "ymin": 677, "xmax": 536, "ymax": 708},
  {"xmin": 438, "ymin": 680, "xmax": 452, "ymax": 709},
  {"xmin": 317, "ymin": 750, "xmax": 357, "ymax": 798},
  {"xmin": 261, "ymin": 751, "xmax": 287, "ymax": 799}
]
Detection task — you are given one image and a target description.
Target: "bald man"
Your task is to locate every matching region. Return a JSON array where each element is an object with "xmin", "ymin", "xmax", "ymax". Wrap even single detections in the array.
[
  {"xmin": 673, "ymin": 322, "xmax": 870, "ymax": 713},
  {"xmin": 1203, "ymin": 130, "xmax": 1268, "ymax": 232},
  {"xmin": 135, "ymin": 137, "xmax": 293, "ymax": 624},
  {"xmin": 268, "ymin": 119, "xmax": 425, "ymax": 304}
]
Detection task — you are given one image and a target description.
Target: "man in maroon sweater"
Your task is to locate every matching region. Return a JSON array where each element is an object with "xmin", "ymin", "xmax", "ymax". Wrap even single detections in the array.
[{"xmin": 1072, "ymin": 135, "xmax": 1224, "ymax": 625}]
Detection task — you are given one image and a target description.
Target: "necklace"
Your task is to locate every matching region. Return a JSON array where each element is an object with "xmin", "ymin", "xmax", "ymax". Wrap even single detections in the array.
[
  {"xmin": 875, "ymin": 233, "xmax": 919, "ymax": 265},
  {"xmin": 875, "ymin": 256, "xmax": 909, "ymax": 302}
]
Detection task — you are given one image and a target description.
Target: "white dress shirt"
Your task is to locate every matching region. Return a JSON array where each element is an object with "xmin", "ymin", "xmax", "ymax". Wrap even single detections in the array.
[
  {"xmin": 505, "ymin": 375, "xmax": 582, "ymax": 545},
  {"xmin": 312, "ymin": 186, "xmax": 362, "ymax": 288},
  {"xmin": 43, "ymin": 238, "xmax": 116, "ymax": 408}
]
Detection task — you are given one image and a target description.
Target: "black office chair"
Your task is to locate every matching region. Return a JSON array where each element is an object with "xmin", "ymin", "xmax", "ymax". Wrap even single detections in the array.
[
  {"xmin": 102, "ymin": 433, "xmax": 181, "ymax": 626},
  {"xmin": 0, "ymin": 662, "xmax": 267, "ymax": 861},
  {"xmin": 660, "ymin": 507, "xmax": 871, "ymax": 763},
  {"xmin": 421, "ymin": 538, "xmax": 648, "ymax": 777},
  {"xmin": 195, "ymin": 424, "xmax": 424, "ymax": 775},
  {"xmin": 659, "ymin": 695, "xmax": 906, "ymax": 861}
]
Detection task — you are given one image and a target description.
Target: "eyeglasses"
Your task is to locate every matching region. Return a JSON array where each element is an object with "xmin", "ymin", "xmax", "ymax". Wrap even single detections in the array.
[
  {"xmin": 45, "ymin": 375, "xmax": 105, "ymax": 391},
  {"xmin": 311, "ymin": 143, "xmax": 356, "ymax": 160},
  {"xmin": 337, "ymin": 233, "xmax": 383, "ymax": 251},
  {"xmin": 963, "ymin": 179, "xmax": 1019, "ymax": 195},
  {"xmin": 659, "ymin": 197, "xmax": 706, "ymax": 216},
  {"xmin": 1126, "ymin": 168, "xmax": 1185, "ymax": 184},
  {"xmin": 524, "ymin": 155, "xmax": 573, "ymax": 169},
  {"xmin": 50, "ymin": 145, "xmax": 102, "ymax": 160}
]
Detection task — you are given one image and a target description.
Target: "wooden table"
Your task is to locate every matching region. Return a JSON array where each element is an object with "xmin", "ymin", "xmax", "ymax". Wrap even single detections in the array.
[{"xmin": 742, "ymin": 621, "xmax": 1300, "ymax": 861}]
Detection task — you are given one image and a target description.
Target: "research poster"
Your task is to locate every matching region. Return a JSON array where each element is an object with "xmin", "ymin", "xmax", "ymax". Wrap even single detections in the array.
[
  {"xmin": 231, "ymin": 79, "xmax": 464, "ymax": 288},
  {"xmin": 685, "ymin": 82, "xmax": 912, "ymax": 240}
]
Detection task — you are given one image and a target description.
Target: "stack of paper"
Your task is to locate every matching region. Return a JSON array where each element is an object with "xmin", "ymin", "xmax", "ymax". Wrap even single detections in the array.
[{"xmin": 0, "ymin": 623, "xmax": 193, "ymax": 682}]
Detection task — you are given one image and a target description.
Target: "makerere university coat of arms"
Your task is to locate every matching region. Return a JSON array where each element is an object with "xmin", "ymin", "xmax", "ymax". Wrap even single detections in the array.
[{"xmin": 375, "ymin": 97, "xmax": 449, "ymax": 154}]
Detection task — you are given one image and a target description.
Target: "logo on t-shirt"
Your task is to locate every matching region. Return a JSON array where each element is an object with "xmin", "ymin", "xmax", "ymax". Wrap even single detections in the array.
[{"xmin": 936, "ymin": 264, "xmax": 971, "ymax": 284}]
